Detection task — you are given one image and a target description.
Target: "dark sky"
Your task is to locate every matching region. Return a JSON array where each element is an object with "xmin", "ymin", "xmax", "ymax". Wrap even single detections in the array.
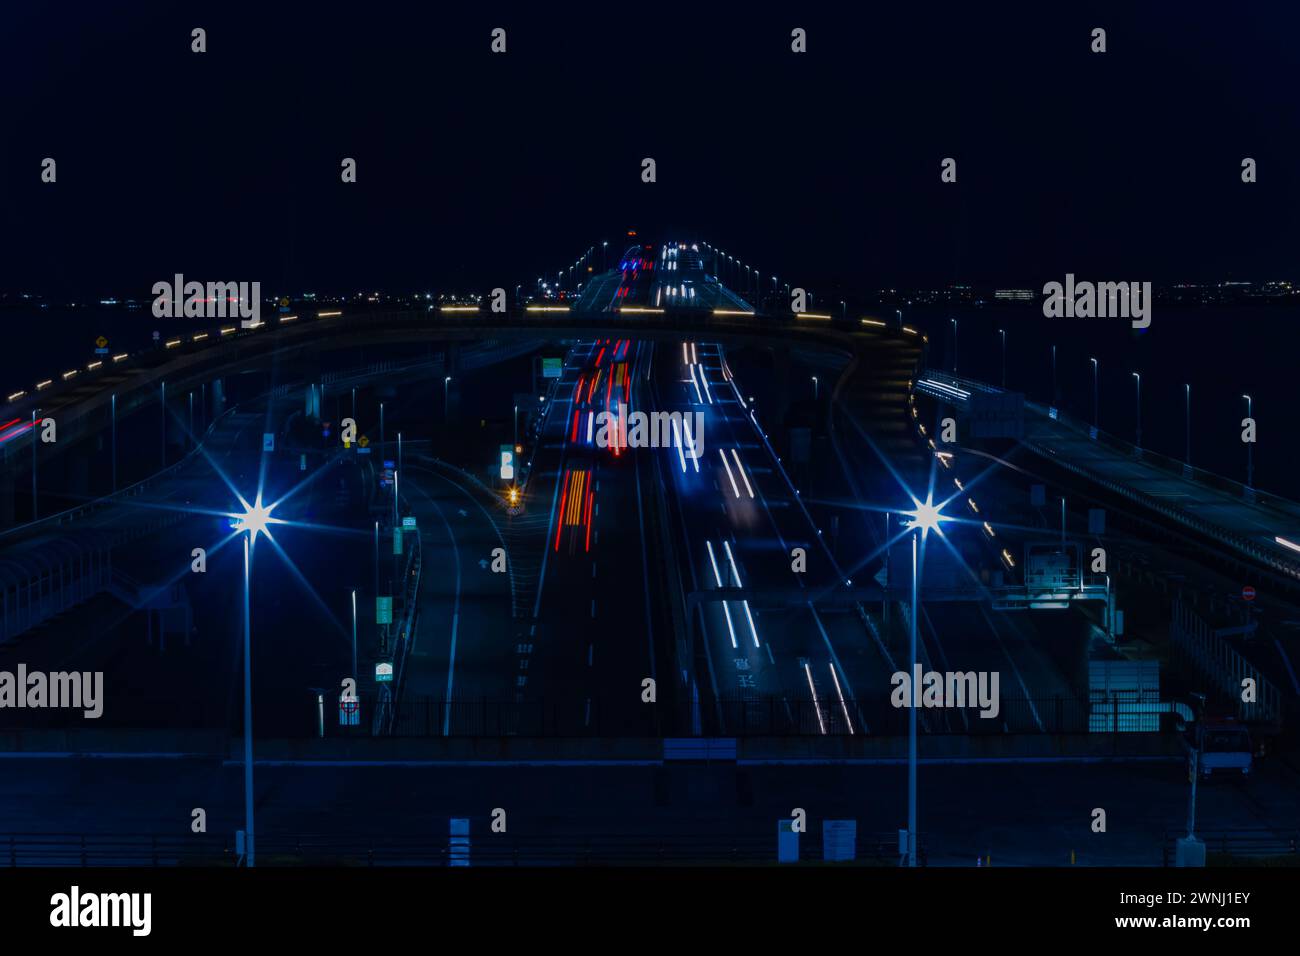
[{"xmin": 2, "ymin": 2, "xmax": 1297, "ymax": 299}]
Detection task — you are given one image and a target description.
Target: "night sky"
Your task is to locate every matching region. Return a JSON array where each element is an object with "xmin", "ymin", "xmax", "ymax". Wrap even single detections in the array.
[{"xmin": 2, "ymin": 3, "xmax": 1297, "ymax": 300}]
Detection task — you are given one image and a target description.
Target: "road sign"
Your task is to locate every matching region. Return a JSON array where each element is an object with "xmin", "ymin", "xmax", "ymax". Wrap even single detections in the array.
[
  {"xmin": 95, "ymin": 335, "xmax": 108, "ymax": 348},
  {"xmin": 499, "ymin": 445, "xmax": 515, "ymax": 481},
  {"xmin": 376, "ymin": 596, "xmax": 392, "ymax": 624},
  {"xmin": 393, "ymin": 528, "xmax": 403, "ymax": 555},
  {"xmin": 542, "ymin": 357, "xmax": 563, "ymax": 379},
  {"xmin": 1242, "ymin": 585, "xmax": 1256, "ymax": 602},
  {"xmin": 402, "ymin": 516, "xmax": 417, "ymax": 530},
  {"xmin": 375, "ymin": 661, "xmax": 393, "ymax": 683},
  {"xmin": 339, "ymin": 694, "xmax": 360, "ymax": 726},
  {"xmin": 262, "ymin": 433, "xmax": 275, "ymax": 452}
]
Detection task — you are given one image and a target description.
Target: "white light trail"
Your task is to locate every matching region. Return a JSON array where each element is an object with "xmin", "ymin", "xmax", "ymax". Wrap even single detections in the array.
[
  {"xmin": 722, "ymin": 540, "xmax": 761, "ymax": 648},
  {"xmin": 804, "ymin": 662, "xmax": 827, "ymax": 735},
  {"xmin": 688, "ymin": 363, "xmax": 704, "ymax": 404},
  {"xmin": 828, "ymin": 662, "xmax": 854, "ymax": 735},
  {"xmin": 730, "ymin": 448, "xmax": 753, "ymax": 498},
  {"xmin": 719, "ymin": 448, "xmax": 741, "ymax": 498},
  {"xmin": 671, "ymin": 416, "xmax": 687, "ymax": 473},
  {"xmin": 706, "ymin": 541, "xmax": 738, "ymax": 649}
]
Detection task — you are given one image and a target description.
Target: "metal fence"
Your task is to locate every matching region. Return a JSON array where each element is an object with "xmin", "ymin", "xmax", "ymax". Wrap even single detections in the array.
[
  {"xmin": 370, "ymin": 693, "xmax": 1157, "ymax": 738},
  {"xmin": 0, "ymin": 829, "xmax": 924, "ymax": 867}
]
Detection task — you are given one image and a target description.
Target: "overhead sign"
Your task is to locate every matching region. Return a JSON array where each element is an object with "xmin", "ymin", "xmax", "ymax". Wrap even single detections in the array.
[
  {"xmin": 542, "ymin": 357, "xmax": 563, "ymax": 379},
  {"xmin": 402, "ymin": 516, "xmax": 417, "ymax": 530},
  {"xmin": 375, "ymin": 661, "xmax": 394, "ymax": 683},
  {"xmin": 376, "ymin": 596, "xmax": 392, "ymax": 624}
]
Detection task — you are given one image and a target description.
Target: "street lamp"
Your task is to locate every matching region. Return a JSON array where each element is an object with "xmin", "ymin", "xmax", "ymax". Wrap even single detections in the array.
[
  {"xmin": 227, "ymin": 492, "xmax": 279, "ymax": 868},
  {"xmin": 900, "ymin": 494, "xmax": 949, "ymax": 868},
  {"xmin": 1242, "ymin": 394, "xmax": 1253, "ymax": 489},
  {"xmin": 1132, "ymin": 372, "xmax": 1141, "ymax": 450},
  {"xmin": 998, "ymin": 329, "xmax": 1006, "ymax": 388},
  {"xmin": 811, "ymin": 376, "xmax": 819, "ymax": 401},
  {"xmin": 444, "ymin": 376, "xmax": 452, "ymax": 421},
  {"xmin": 1090, "ymin": 358, "xmax": 1099, "ymax": 429},
  {"xmin": 1050, "ymin": 345, "xmax": 1057, "ymax": 406}
]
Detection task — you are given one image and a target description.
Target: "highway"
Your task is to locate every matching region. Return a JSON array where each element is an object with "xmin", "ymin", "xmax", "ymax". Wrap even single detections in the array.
[{"xmin": 3, "ymin": 234, "xmax": 1300, "ymax": 866}]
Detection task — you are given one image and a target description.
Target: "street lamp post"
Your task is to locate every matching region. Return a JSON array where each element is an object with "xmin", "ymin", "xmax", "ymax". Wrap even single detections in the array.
[
  {"xmin": 1242, "ymin": 395, "xmax": 1253, "ymax": 489},
  {"xmin": 160, "ymin": 381, "xmax": 167, "ymax": 467},
  {"xmin": 908, "ymin": 531, "xmax": 918, "ymax": 867},
  {"xmin": 1132, "ymin": 372, "xmax": 1142, "ymax": 451},
  {"xmin": 110, "ymin": 394, "xmax": 117, "ymax": 493},
  {"xmin": 1090, "ymin": 358, "xmax": 1099, "ymax": 429},
  {"xmin": 444, "ymin": 376, "xmax": 452, "ymax": 422},
  {"xmin": 351, "ymin": 589, "xmax": 357, "ymax": 683},
  {"xmin": 998, "ymin": 329, "xmax": 1006, "ymax": 388},
  {"xmin": 812, "ymin": 376, "xmax": 819, "ymax": 401},
  {"xmin": 31, "ymin": 410, "xmax": 38, "ymax": 520},
  {"xmin": 1185, "ymin": 384, "xmax": 1191, "ymax": 469},
  {"xmin": 950, "ymin": 319, "xmax": 958, "ymax": 374},
  {"xmin": 901, "ymin": 496, "xmax": 947, "ymax": 867},
  {"xmin": 241, "ymin": 536, "xmax": 255, "ymax": 866},
  {"xmin": 1051, "ymin": 345, "xmax": 1057, "ymax": 406}
]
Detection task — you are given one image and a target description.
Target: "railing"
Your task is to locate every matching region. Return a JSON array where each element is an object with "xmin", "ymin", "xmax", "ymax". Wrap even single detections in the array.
[
  {"xmin": 0, "ymin": 829, "xmax": 924, "ymax": 867},
  {"xmin": 369, "ymin": 693, "xmax": 1162, "ymax": 738}
]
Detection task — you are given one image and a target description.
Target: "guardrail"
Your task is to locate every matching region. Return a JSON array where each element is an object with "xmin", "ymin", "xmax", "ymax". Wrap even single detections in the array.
[{"xmin": 922, "ymin": 370, "xmax": 1300, "ymax": 583}]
